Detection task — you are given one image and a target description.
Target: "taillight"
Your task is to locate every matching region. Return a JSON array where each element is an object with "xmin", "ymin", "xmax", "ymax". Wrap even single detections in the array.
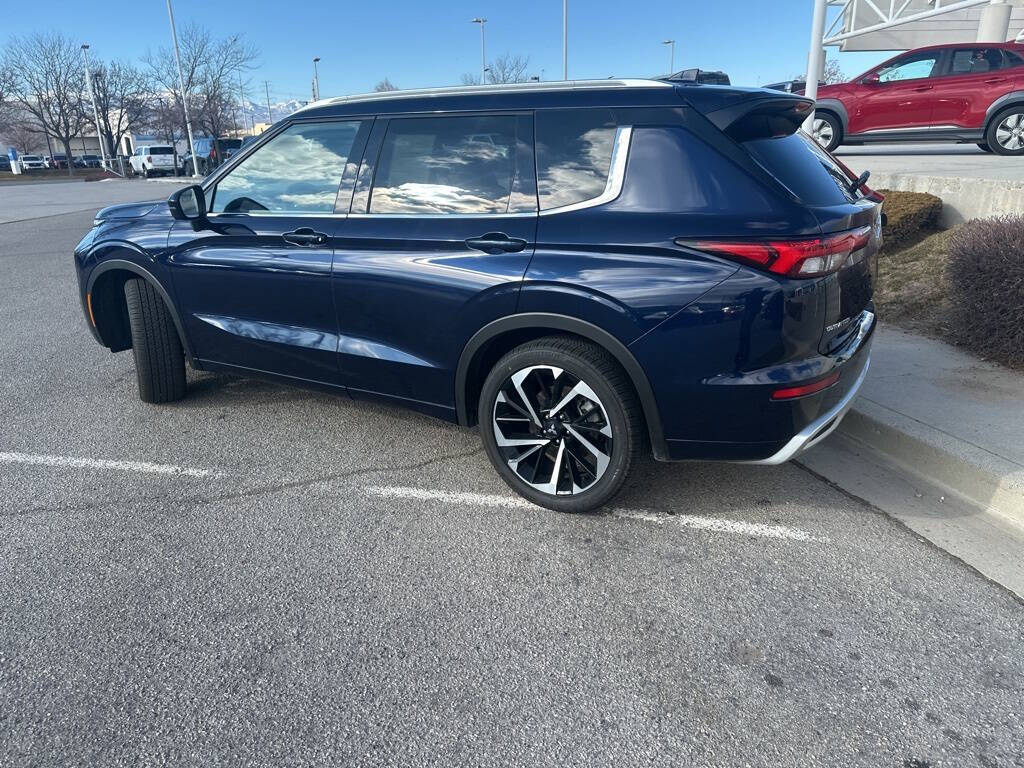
[
  {"xmin": 771, "ymin": 370, "xmax": 840, "ymax": 400},
  {"xmin": 146, "ymin": 155, "xmax": 152, "ymax": 164},
  {"xmin": 680, "ymin": 226, "xmax": 871, "ymax": 279}
]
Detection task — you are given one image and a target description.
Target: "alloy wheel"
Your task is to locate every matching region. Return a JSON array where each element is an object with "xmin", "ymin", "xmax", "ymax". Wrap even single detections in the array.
[
  {"xmin": 811, "ymin": 118, "xmax": 834, "ymax": 149},
  {"xmin": 995, "ymin": 111, "xmax": 1024, "ymax": 151},
  {"xmin": 492, "ymin": 365, "xmax": 612, "ymax": 496}
]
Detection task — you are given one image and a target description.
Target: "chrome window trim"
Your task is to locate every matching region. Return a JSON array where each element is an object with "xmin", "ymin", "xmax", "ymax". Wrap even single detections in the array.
[
  {"xmin": 538, "ymin": 125, "xmax": 632, "ymax": 217},
  {"xmin": 348, "ymin": 211, "xmax": 535, "ymax": 220},
  {"xmin": 205, "ymin": 211, "xmax": 343, "ymax": 220}
]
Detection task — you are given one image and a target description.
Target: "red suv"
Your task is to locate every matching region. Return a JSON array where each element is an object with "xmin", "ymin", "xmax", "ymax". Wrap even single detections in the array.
[{"xmin": 812, "ymin": 42, "xmax": 1024, "ymax": 155}]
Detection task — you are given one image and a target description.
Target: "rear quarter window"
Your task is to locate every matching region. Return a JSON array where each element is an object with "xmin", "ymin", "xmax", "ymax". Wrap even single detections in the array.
[
  {"xmin": 535, "ymin": 108, "xmax": 618, "ymax": 210},
  {"xmin": 743, "ymin": 132, "xmax": 856, "ymax": 205}
]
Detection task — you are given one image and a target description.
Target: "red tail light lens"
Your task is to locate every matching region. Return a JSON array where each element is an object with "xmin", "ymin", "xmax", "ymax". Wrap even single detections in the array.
[
  {"xmin": 771, "ymin": 370, "xmax": 840, "ymax": 400},
  {"xmin": 681, "ymin": 226, "xmax": 871, "ymax": 279},
  {"xmin": 146, "ymin": 155, "xmax": 152, "ymax": 163}
]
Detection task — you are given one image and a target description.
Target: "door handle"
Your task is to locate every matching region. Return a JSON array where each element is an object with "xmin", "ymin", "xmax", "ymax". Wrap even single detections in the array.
[
  {"xmin": 465, "ymin": 232, "xmax": 528, "ymax": 254},
  {"xmin": 983, "ymin": 78, "xmax": 1006, "ymax": 84},
  {"xmin": 283, "ymin": 227, "xmax": 328, "ymax": 246},
  {"xmin": 910, "ymin": 85, "xmax": 933, "ymax": 92}
]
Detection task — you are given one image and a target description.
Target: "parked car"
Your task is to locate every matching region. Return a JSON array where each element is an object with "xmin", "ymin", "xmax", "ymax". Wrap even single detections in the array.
[
  {"xmin": 662, "ymin": 68, "xmax": 731, "ymax": 85},
  {"xmin": 78, "ymin": 154, "xmax": 103, "ymax": 169},
  {"xmin": 50, "ymin": 153, "xmax": 72, "ymax": 169},
  {"xmin": 128, "ymin": 145, "xmax": 176, "ymax": 177},
  {"xmin": 179, "ymin": 137, "xmax": 244, "ymax": 175},
  {"xmin": 811, "ymin": 42, "xmax": 1024, "ymax": 155},
  {"xmin": 18, "ymin": 154, "xmax": 47, "ymax": 171},
  {"xmin": 74, "ymin": 79, "xmax": 879, "ymax": 512},
  {"xmin": 765, "ymin": 79, "xmax": 806, "ymax": 94}
]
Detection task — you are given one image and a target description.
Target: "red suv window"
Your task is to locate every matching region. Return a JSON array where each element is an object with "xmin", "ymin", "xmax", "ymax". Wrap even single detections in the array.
[{"xmin": 949, "ymin": 48, "xmax": 1006, "ymax": 75}]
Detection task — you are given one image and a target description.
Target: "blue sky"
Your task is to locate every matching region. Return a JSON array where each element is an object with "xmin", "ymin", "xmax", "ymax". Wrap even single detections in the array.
[{"xmin": 3, "ymin": 0, "xmax": 895, "ymax": 103}]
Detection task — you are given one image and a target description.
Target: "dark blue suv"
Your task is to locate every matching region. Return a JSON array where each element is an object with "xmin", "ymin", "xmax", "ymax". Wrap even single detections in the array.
[{"xmin": 74, "ymin": 79, "xmax": 879, "ymax": 512}]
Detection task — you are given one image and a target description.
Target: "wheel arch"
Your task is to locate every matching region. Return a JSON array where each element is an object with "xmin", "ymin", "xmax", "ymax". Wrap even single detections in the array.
[
  {"xmin": 814, "ymin": 99, "xmax": 848, "ymax": 135},
  {"xmin": 87, "ymin": 259, "xmax": 194, "ymax": 361},
  {"xmin": 984, "ymin": 91, "xmax": 1024, "ymax": 128},
  {"xmin": 455, "ymin": 313, "xmax": 668, "ymax": 460}
]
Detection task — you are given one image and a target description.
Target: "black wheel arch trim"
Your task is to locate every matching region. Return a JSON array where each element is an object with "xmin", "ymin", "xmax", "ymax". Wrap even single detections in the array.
[
  {"xmin": 455, "ymin": 313, "xmax": 669, "ymax": 460},
  {"xmin": 86, "ymin": 259, "xmax": 196, "ymax": 362},
  {"xmin": 814, "ymin": 99, "xmax": 848, "ymax": 134},
  {"xmin": 985, "ymin": 91, "xmax": 1024, "ymax": 125}
]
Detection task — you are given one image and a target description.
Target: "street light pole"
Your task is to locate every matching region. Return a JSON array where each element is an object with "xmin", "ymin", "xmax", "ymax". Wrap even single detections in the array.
[
  {"xmin": 563, "ymin": 0, "xmax": 568, "ymax": 80},
  {"xmin": 80, "ymin": 44, "xmax": 109, "ymax": 170},
  {"xmin": 471, "ymin": 18, "xmax": 487, "ymax": 84},
  {"xmin": 165, "ymin": 0, "xmax": 199, "ymax": 177},
  {"xmin": 662, "ymin": 39, "xmax": 675, "ymax": 75},
  {"xmin": 264, "ymin": 81, "xmax": 274, "ymax": 125},
  {"xmin": 313, "ymin": 57, "xmax": 321, "ymax": 101}
]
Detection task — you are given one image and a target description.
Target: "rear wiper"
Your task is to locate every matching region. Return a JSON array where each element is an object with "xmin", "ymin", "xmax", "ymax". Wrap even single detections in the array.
[{"xmin": 849, "ymin": 170, "xmax": 870, "ymax": 196}]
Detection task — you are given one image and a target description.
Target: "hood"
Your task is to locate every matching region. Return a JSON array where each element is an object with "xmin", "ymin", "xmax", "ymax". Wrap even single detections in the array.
[
  {"xmin": 815, "ymin": 82, "xmax": 851, "ymax": 99},
  {"xmin": 94, "ymin": 200, "xmax": 161, "ymax": 222}
]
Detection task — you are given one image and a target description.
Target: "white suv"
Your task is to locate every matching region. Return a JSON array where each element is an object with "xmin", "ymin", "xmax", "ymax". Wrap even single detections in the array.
[
  {"xmin": 18, "ymin": 155, "xmax": 47, "ymax": 171},
  {"xmin": 129, "ymin": 145, "xmax": 176, "ymax": 178}
]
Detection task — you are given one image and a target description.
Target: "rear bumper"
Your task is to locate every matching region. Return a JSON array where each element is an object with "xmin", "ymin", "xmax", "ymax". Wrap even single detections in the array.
[{"xmin": 746, "ymin": 350, "xmax": 869, "ymax": 465}]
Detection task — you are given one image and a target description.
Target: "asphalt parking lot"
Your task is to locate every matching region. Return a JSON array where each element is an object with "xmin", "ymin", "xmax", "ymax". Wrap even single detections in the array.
[{"xmin": 1, "ymin": 180, "xmax": 1022, "ymax": 767}]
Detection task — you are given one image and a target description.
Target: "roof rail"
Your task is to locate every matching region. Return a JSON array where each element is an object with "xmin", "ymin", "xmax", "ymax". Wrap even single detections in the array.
[{"xmin": 295, "ymin": 78, "xmax": 674, "ymax": 114}]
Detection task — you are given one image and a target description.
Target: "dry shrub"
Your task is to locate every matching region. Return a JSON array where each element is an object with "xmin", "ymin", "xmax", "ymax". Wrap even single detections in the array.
[
  {"xmin": 878, "ymin": 190, "xmax": 942, "ymax": 251},
  {"xmin": 946, "ymin": 216, "xmax": 1024, "ymax": 369}
]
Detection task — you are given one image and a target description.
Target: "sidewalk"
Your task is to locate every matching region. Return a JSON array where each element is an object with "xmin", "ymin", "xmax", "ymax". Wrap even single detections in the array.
[{"xmin": 802, "ymin": 324, "xmax": 1024, "ymax": 596}]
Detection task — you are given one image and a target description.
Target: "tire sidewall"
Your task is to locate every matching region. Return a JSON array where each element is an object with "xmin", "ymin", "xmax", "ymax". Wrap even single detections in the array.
[
  {"xmin": 816, "ymin": 112, "xmax": 842, "ymax": 152},
  {"xmin": 478, "ymin": 345, "xmax": 633, "ymax": 512},
  {"xmin": 987, "ymin": 107, "xmax": 1024, "ymax": 156}
]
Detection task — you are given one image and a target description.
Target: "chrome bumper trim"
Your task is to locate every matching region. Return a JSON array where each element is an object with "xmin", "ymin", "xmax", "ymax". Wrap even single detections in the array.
[{"xmin": 747, "ymin": 353, "xmax": 871, "ymax": 467}]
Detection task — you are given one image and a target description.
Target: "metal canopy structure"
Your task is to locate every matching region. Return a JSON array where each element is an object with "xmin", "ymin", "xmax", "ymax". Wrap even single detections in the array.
[
  {"xmin": 824, "ymin": 0, "xmax": 1024, "ymax": 51},
  {"xmin": 802, "ymin": 0, "xmax": 1022, "ymax": 129}
]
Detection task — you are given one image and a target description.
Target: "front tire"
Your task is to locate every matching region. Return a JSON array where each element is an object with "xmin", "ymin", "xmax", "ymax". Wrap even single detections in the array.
[
  {"xmin": 478, "ymin": 336, "xmax": 642, "ymax": 513},
  {"xmin": 811, "ymin": 112, "xmax": 842, "ymax": 152},
  {"xmin": 986, "ymin": 107, "xmax": 1024, "ymax": 156},
  {"xmin": 123, "ymin": 278, "xmax": 186, "ymax": 404}
]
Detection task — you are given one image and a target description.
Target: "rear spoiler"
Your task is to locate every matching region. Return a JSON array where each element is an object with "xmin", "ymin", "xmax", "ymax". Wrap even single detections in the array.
[{"xmin": 695, "ymin": 94, "xmax": 815, "ymax": 141}]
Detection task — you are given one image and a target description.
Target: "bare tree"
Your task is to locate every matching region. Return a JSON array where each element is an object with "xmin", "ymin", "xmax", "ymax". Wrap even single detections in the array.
[
  {"xmin": 144, "ymin": 24, "xmax": 257, "ymax": 146},
  {"xmin": 6, "ymin": 117, "xmax": 46, "ymax": 154},
  {"xmin": 4, "ymin": 33, "xmax": 88, "ymax": 175},
  {"xmin": 90, "ymin": 60, "xmax": 149, "ymax": 158},
  {"xmin": 0, "ymin": 60, "xmax": 16, "ymax": 131},
  {"xmin": 461, "ymin": 53, "xmax": 531, "ymax": 86},
  {"xmin": 822, "ymin": 59, "xmax": 845, "ymax": 85},
  {"xmin": 487, "ymin": 53, "xmax": 530, "ymax": 84},
  {"xmin": 374, "ymin": 78, "xmax": 398, "ymax": 92},
  {"xmin": 145, "ymin": 95, "xmax": 185, "ymax": 166}
]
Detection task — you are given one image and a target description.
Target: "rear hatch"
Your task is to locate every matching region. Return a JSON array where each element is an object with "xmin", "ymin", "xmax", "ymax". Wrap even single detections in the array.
[
  {"xmin": 150, "ymin": 147, "xmax": 176, "ymax": 168},
  {"xmin": 685, "ymin": 89, "xmax": 881, "ymax": 354}
]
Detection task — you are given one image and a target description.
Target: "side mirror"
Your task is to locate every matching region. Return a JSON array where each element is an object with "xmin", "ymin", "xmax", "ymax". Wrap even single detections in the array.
[
  {"xmin": 168, "ymin": 184, "xmax": 206, "ymax": 221},
  {"xmin": 861, "ymin": 73, "xmax": 881, "ymax": 85}
]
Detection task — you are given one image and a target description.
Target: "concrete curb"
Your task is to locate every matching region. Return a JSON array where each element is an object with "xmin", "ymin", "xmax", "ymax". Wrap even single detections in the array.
[{"xmin": 838, "ymin": 398, "xmax": 1024, "ymax": 531}]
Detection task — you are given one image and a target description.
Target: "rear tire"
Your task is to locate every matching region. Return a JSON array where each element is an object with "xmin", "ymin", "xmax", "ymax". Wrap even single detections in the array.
[
  {"xmin": 123, "ymin": 278, "xmax": 186, "ymax": 404},
  {"xmin": 478, "ymin": 335, "xmax": 643, "ymax": 513},
  {"xmin": 141, "ymin": 165, "xmax": 149, "ymax": 179},
  {"xmin": 811, "ymin": 112, "xmax": 842, "ymax": 152},
  {"xmin": 986, "ymin": 106, "xmax": 1024, "ymax": 156}
]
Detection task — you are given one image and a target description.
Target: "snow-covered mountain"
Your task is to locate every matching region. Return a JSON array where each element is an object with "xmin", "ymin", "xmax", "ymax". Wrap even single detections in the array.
[{"xmin": 237, "ymin": 98, "xmax": 309, "ymax": 125}]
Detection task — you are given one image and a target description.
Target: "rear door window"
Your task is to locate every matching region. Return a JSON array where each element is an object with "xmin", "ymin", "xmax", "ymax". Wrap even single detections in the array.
[
  {"xmin": 368, "ymin": 114, "xmax": 535, "ymax": 215},
  {"xmin": 744, "ymin": 132, "xmax": 856, "ymax": 205},
  {"xmin": 211, "ymin": 120, "xmax": 361, "ymax": 214},
  {"xmin": 949, "ymin": 48, "xmax": 1006, "ymax": 75},
  {"xmin": 535, "ymin": 108, "xmax": 619, "ymax": 210}
]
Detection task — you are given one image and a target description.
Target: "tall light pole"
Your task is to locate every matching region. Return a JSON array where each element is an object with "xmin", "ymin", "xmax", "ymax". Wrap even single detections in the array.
[
  {"xmin": 166, "ymin": 0, "xmax": 199, "ymax": 177},
  {"xmin": 471, "ymin": 18, "xmax": 487, "ymax": 84},
  {"xmin": 80, "ymin": 45, "xmax": 109, "ymax": 170},
  {"xmin": 264, "ymin": 81, "xmax": 274, "ymax": 124},
  {"xmin": 562, "ymin": 0, "xmax": 568, "ymax": 80},
  {"xmin": 312, "ymin": 57, "xmax": 321, "ymax": 101},
  {"xmin": 662, "ymin": 39, "xmax": 675, "ymax": 75}
]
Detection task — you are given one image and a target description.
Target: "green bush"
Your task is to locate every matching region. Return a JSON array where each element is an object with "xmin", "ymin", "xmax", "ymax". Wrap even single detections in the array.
[
  {"xmin": 946, "ymin": 216, "xmax": 1024, "ymax": 369},
  {"xmin": 878, "ymin": 190, "xmax": 942, "ymax": 251}
]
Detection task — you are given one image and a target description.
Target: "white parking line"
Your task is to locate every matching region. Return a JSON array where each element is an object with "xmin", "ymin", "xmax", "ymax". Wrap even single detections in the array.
[
  {"xmin": 0, "ymin": 451, "xmax": 221, "ymax": 478},
  {"xmin": 362, "ymin": 486, "xmax": 822, "ymax": 542}
]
